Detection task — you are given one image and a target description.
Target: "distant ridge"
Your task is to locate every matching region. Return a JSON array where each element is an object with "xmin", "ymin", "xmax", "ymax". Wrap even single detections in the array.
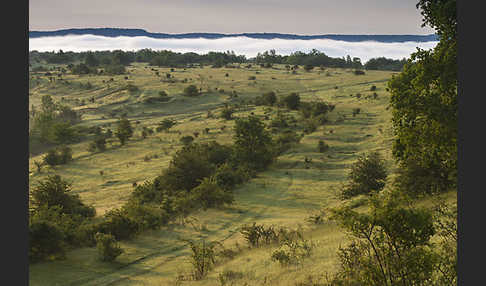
[{"xmin": 29, "ymin": 28, "xmax": 439, "ymax": 43}]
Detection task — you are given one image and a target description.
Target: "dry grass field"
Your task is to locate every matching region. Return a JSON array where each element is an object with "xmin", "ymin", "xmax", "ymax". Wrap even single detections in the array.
[{"xmin": 28, "ymin": 63, "xmax": 455, "ymax": 286}]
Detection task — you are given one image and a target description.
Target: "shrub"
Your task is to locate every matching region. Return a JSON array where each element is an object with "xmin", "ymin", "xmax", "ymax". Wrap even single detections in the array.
[
  {"xmin": 115, "ymin": 117, "xmax": 133, "ymax": 145},
  {"xmin": 187, "ymin": 239, "xmax": 220, "ymax": 280},
  {"xmin": 43, "ymin": 145, "xmax": 73, "ymax": 166},
  {"xmin": 220, "ymin": 106, "xmax": 234, "ymax": 120},
  {"xmin": 96, "ymin": 208, "xmax": 139, "ymax": 240},
  {"xmin": 262, "ymin": 91, "xmax": 277, "ymax": 106},
  {"xmin": 29, "ymin": 220, "xmax": 66, "ymax": 262},
  {"xmin": 184, "ymin": 85, "xmax": 199, "ymax": 96},
  {"xmin": 318, "ymin": 140, "xmax": 329, "ymax": 153},
  {"xmin": 213, "ymin": 163, "xmax": 245, "ymax": 191},
  {"xmin": 370, "ymin": 85, "xmax": 377, "ymax": 91},
  {"xmin": 180, "ymin": 135, "xmax": 194, "ymax": 146},
  {"xmin": 282, "ymin": 93, "xmax": 301, "ymax": 110},
  {"xmin": 95, "ymin": 232, "xmax": 123, "ymax": 262},
  {"xmin": 157, "ymin": 119, "xmax": 176, "ymax": 132},
  {"xmin": 248, "ymin": 76, "xmax": 256, "ymax": 80},
  {"xmin": 190, "ymin": 177, "xmax": 234, "ymax": 210},
  {"xmin": 341, "ymin": 152, "xmax": 388, "ymax": 199},
  {"xmin": 353, "ymin": 70, "xmax": 365, "ymax": 75}
]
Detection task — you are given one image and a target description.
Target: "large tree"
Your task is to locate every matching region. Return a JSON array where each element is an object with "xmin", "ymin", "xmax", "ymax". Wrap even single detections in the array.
[{"xmin": 388, "ymin": 0, "xmax": 457, "ymax": 195}]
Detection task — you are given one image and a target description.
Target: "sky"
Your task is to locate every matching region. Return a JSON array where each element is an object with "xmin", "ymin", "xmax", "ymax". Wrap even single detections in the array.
[{"xmin": 29, "ymin": 0, "xmax": 435, "ymax": 35}]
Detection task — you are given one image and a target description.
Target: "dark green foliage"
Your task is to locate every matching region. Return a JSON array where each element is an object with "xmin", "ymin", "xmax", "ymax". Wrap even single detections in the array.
[
  {"xmin": 30, "ymin": 175, "xmax": 96, "ymax": 217},
  {"xmin": 158, "ymin": 90, "xmax": 168, "ymax": 97},
  {"xmin": 220, "ymin": 106, "xmax": 234, "ymax": 120},
  {"xmin": 186, "ymin": 239, "xmax": 220, "ymax": 280},
  {"xmin": 96, "ymin": 208, "xmax": 140, "ymax": 240},
  {"xmin": 370, "ymin": 85, "xmax": 377, "ymax": 91},
  {"xmin": 157, "ymin": 119, "xmax": 176, "ymax": 132},
  {"xmin": 330, "ymin": 194, "xmax": 438, "ymax": 285},
  {"xmin": 125, "ymin": 83, "xmax": 139, "ymax": 93},
  {"xmin": 353, "ymin": 70, "xmax": 365, "ymax": 75},
  {"xmin": 184, "ymin": 84, "xmax": 200, "ymax": 96},
  {"xmin": 180, "ymin": 135, "xmax": 194, "ymax": 146},
  {"xmin": 95, "ymin": 232, "xmax": 123, "ymax": 262},
  {"xmin": 213, "ymin": 163, "xmax": 245, "ymax": 191},
  {"xmin": 318, "ymin": 140, "xmax": 329, "ymax": 153},
  {"xmin": 273, "ymin": 130, "xmax": 302, "ymax": 154},
  {"xmin": 190, "ymin": 177, "xmax": 234, "ymax": 210},
  {"xmin": 115, "ymin": 117, "xmax": 133, "ymax": 145},
  {"xmin": 303, "ymin": 119, "xmax": 318, "ymax": 134},
  {"xmin": 281, "ymin": 93, "xmax": 301, "ymax": 110},
  {"xmin": 304, "ymin": 64, "xmax": 314, "ymax": 72},
  {"xmin": 29, "ymin": 220, "xmax": 66, "ymax": 262},
  {"xmin": 248, "ymin": 75, "xmax": 256, "ymax": 80},
  {"xmin": 389, "ymin": 0, "xmax": 456, "ymax": 196},
  {"xmin": 89, "ymin": 136, "xmax": 106, "ymax": 152},
  {"xmin": 233, "ymin": 116, "xmax": 274, "ymax": 171},
  {"xmin": 43, "ymin": 145, "xmax": 73, "ymax": 166},
  {"xmin": 105, "ymin": 64, "xmax": 126, "ymax": 75},
  {"xmin": 71, "ymin": 63, "xmax": 95, "ymax": 75},
  {"xmin": 341, "ymin": 152, "xmax": 388, "ymax": 199},
  {"xmin": 160, "ymin": 144, "xmax": 217, "ymax": 192},
  {"xmin": 364, "ymin": 57, "xmax": 407, "ymax": 71}
]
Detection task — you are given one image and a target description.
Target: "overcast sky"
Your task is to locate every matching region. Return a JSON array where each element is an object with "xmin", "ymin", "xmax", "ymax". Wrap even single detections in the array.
[{"xmin": 29, "ymin": 0, "xmax": 435, "ymax": 35}]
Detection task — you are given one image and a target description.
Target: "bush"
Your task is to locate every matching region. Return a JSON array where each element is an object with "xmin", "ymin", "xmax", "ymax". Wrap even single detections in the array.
[
  {"xmin": 318, "ymin": 140, "xmax": 329, "ymax": 153},
  {"xmin": 95, "ymin": 232, "xmax": 123, "ymax": 262},
  {"xmin": 96, "ymin": 208, "xmax": 140, "ymax": 240},
  {"xmin": 115, "ymin": 117, "xmax": 133, "ymax": 145},
  {"xmin": 353, "ymin": 70, "xmax": 365, "ymax": 75},
  {"xmin": 282, "ymin": 93, "xmax": 300, "ymax": 110},
  {"xmin": 190, "ymin": 177, "xmax": 234, "ymax": 210},
  {"xmin": 341, "ymin": 152, "xmax": 388, "ymax": 199},
  {"xmin": 220, "ymin": 106, "xmax": 234, "ymax": 120},
  {"xmin": 184, "ymin": 85, "xmax": 199, "ymax": 96},
  {"xmin": 43, "ymin": 145, "xmax": 73, "ymax": 166},
  {"xmin": 262, "ymin": 91, "xmax": 277, "ymax": 106},
  {"xmin": 157, "ymin": 119, "xmax": 176, "ymax": 132},
  {"xmin": 29, "ymin": 220, "xmax": 66, "ymax": 262},
  {"xmin": 180, "ymin": 135, "xmax": 194, "ymax": 146},
  {"xmin": 213, "ymin": 163, "xmax": 245, "ymax": 191},
  {"xmin": 187, "ymin": 239, "xmax": 220, "ymax": 280},
  {"xmin": 370, "ymin": 85, "xmax": 377, "ymax": 91},
  {"xmin": 126, "ymin": 83, "xmax": 139, "ymax": 93},
  {"xmin": 248, "ymin": 76, "xmax": 256, "ymax": 80}
]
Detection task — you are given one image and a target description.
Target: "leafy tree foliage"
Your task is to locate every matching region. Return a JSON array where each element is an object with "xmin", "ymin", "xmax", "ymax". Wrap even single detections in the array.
[
  {"xmin": 233, "ymin": 116, "xmax": 273, "ymax": 171},
  {"xmin": 341, "ymin": 152, "xmax": 388, "ymax": 199},
  {"xmin": 115, "ymin": 117, "xmax": 133, "ymax": 145},
  {"xmin": 330, "ymin": 193, "xmax": 438, "ymax": 285},
  {"xmin": 388, "ymin": 0, "xmax": 457, "ymax": 196},
  {"xmin": 184, "ymin": 84, "xmax": 200, "ymax": 96},
  {"xmin": 281, "ymin": 93, "xmax": 301, "ymax": 110},
  {"xmin": 95, "ymin": 233, "xmax": 123, "ymax": 262}
]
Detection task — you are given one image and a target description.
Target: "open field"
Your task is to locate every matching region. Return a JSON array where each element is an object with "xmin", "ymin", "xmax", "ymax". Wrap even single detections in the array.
[{"xmin": 28, "ymin": 63, "xmax": 456, "ymax": 285}]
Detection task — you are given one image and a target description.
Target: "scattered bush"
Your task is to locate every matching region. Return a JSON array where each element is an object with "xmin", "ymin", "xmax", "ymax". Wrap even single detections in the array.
[
  {"xmin": 318, "ymin": 140, "xmax": 329, "ymax": 153},
  {"xmin": 95, "ymin": 232, "xmax": 123, "ymax": 262},
  {"xmin": 341, "ymin": 152, "xmax": 387, "ymax": 199},
  {"xmin": 179, "ymin": 135, "xmax": 194, "ymax": 146},
  {"xmin": 281, "ymin": 93, "xmax": 301, "ymax": 110},
  {"xmin": 43, "ymin": 145, "xmax": 73, "ymax": 166},
  {"xmin": 184, "ymin": 85, "xmax": 199, "ymax": 96}
]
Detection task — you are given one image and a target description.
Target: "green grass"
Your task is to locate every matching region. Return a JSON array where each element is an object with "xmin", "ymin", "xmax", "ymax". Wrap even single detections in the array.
[{"xmin": 28, "ymin": 63, "xmax": 445, "ymax": 285}]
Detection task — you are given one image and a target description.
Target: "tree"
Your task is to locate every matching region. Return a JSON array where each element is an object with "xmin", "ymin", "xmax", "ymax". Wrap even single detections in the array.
[
  {"xmin": 157, "ymin": 119, "xmax": 176, "ymax": 132},
  {"xmin": 330, "ymin": 193, "xmax": 438, "ymax": 286},
  {"xmin": 388, "ymin": 0, "xmax": 457, "ymax": 196},
  {"xmin": 262, "ymin": 91, "xmax": 277, "ymax": 106},
  {"xmin": 282, "ymin": 93, "xmax": 301, "ymax": 110},
  {"xmin": 341, "ymin": 152, "xmax": 388, "ymax": 199},
  {"xmin": 184, "ymin": 85, "xmax": 200, "ymax": 96},
  {"xmin": 233, "ymin": 116, "xmax": 273, "ymax": 171},
  {"xmin": 84, "ymin": 52, "xmax": 99, "ymax": 67},
  {"xmin": 115, "ymin": 117, "xmax": 133, "ymax": 145},
  {"xmin": 95, "ymin": 232, "xmax": 123, "ymax": 262},
  {"xmin": 30, "ymin": 175, "xmax": 95, "ymax": 218}
]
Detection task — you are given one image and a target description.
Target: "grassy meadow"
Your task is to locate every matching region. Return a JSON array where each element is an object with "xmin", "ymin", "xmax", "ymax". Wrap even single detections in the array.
[{"xmin": 28, "ymin": 63, "xmax": 455, "ymax": 285}]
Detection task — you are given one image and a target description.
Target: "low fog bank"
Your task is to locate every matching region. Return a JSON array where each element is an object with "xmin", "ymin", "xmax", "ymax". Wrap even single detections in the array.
[{"xmin": 29, "ymin": 35, "xmax": 438, "ymax": 63}]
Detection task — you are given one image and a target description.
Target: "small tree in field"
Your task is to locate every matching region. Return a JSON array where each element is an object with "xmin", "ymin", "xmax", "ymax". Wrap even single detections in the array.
[
  {"xmin": 184, "ymin": 85, "xmax": 199, "ymax": 97},
  {"xmin": 95, "ymin": 232, "xmax": 123, "ymax": 262},
  {"xmin": 115, "ymin": 117, "xmax": 133, "ymax": 145},
  {"xmin": 341, "ymin": 152, "xmax": 387, "ymax": 199}
]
